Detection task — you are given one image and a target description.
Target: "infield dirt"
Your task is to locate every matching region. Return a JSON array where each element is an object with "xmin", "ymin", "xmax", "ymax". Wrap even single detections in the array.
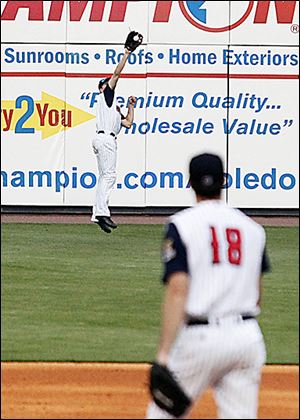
[{"xmin": 1, "ymin": 363, "xmax": 299, "ymax": 419}]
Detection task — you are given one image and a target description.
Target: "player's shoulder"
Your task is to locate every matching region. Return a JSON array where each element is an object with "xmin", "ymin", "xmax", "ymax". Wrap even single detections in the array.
[
  {"xmin": 168, "ymin": 204, "xmax": 214, "ymax": 233},
  {"xmin": 169, "ymin": 206, "xmax": 196, "ymax": 225},
  {"xmin": 166, "ymin": 208, "xmax": 196, "ymax": 243},
  {"xmin": 232, "ymin": 207, "xmax": 266, "ymax": 237}
]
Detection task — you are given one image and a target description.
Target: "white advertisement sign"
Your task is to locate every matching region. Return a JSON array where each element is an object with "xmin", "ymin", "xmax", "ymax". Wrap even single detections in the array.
[
  {"xmin": 1, "ymin": 1, "xmax": 299, "ymax": 45},
  {"xmin": 227, "ymin": 46, "xmax": 299, "ymax": 208},
  {"xmin": 1, "ymin": 75, "xmax": 67, "ymax": 205},
  {"xmin": 1, "ymin": 2, "xmax": 299, "ymax": 209}
]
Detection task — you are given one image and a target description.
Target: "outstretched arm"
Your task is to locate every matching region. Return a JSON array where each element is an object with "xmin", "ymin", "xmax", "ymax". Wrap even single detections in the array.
[
  {"xmin": 108, "ymin": 49, "xmax": 131, "ymax": 91},
  {"xmin": 121, "ymin": 96, "xmax": 136, "ymax": 128},
  {"xmin": 108, "ymin": 31, "xmax": 143, "ymax": 91}
]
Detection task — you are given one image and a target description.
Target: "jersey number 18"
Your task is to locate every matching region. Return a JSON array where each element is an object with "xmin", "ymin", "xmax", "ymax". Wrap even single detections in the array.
[{"xmin": 210, "ymin": 226, "xmax": 242, "ymax": 265}]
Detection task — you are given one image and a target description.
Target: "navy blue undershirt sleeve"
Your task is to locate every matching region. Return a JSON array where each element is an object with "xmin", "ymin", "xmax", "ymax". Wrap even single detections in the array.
[
  {"xmin": 261, "ymin": 247, "xmax": 271, "ymax": 273},
  {"xmin": 103, "ymin": 84, "xmax": 114, "ymax": 108},
  {"xmin": 161, "ymin": 223, "xmax": 188, "ymax": 284}
]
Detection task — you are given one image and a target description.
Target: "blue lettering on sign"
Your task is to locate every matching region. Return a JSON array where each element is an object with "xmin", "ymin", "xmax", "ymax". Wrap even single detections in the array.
[
  {"xmin": 80, "ymin": 173, "xmax": 97, "ymax": 189},
  {"xmin": 223, "ymin": 168, "xmax": 296, "ymax": 191},
  {"xmin": 15, "ymin": 96, "xmax": 35, "ymax": 134},
  {"xmin": 243, "ymin": 173, "xmax": 259, "ymax": 190},
  {"xmin": 0, "ymin": 168, "xmax": 297, "ymax": 192},
  {"xmin": 141, "ymin": 172, "xmax": 157, "ymax": 189},
  {"xmin": 124, "ymin": 173, "xmax": 139, "ymax": 190}
]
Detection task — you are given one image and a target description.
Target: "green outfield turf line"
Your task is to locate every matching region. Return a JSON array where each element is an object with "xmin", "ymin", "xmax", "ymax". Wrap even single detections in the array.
[{"xmin": 1, "ymin": 223, "xmax": 298, "ymax": 364}]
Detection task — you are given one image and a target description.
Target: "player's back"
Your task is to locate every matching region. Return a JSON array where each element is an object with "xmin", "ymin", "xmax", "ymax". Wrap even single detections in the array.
[
  {"xmin": 171, "ymin": 200, "xmax": 266, "ymax": 318},
  {"xmin": 95, "ymin": 92, "xmax": 121, "ymax": 135}
]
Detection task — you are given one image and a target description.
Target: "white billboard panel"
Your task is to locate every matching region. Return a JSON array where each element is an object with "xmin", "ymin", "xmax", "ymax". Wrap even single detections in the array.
[
  {"xmin": 66, "ymin": 1, "xmax": 148, "ymax": 44},
  {"xmin": 144, "ymin": 77, "xmax": 228, "ymax": 206},
  {"xmin": 1, "ymin": 1, "xmax": 298, "ymax": 45},
  {"xmin": 1, "ymin": 1, "xmax": 67, "ymax": 43},
  {"xmin": 230, "ymin": 1, "xmax": 299, "ymax": 46},
  {"xmin": 148, "ymin": 1, "xmax": 230, "ymax": 45},
  {"xmin": 1, "ymin": 76, "xmax": 66, "ymax": 205},
  {"xmin": 1, "ymin": 43, "xmax": 69, "ymax": 74},
  {"xmin": 144, "ymin": 45, "xmax": 228, "ymax": 206},
  {"xmin": 227, "ymin": 46, "xmax": 299, "ymax": 208}
]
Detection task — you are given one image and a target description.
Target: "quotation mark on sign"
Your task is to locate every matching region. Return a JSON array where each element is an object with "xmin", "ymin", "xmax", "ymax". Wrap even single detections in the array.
[
  {"xmin": 80, "ymin": 92, "xmax": 99, "ymax": 108},
  {"xmin": 81, "ymin": 92, "xmax": 91, "ymax": 100},
  {"xmin": 283, "ymin": 120, "xmax": 294, "ymax": 127}
]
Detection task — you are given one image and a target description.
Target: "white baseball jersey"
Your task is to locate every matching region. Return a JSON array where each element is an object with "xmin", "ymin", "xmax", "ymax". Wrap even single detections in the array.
[
  {"xmin": 147, "ymin": 199, "xmax": 270, "ymax": 419},
  {"xmin": 166, "ymin": 200, "xmax": 267, "ymax": 319},
  {"xmin": 91, "ymin": 88, "xmax": 123, "ymax": 220},
  {"xmin": 95, "ymin": 93, "xmax": 122, "ymax": 135}
]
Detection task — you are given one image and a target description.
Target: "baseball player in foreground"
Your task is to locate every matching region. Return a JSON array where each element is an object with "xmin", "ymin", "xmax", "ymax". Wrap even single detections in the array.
[
  {"xmin": 147, "ymin": 153, "xmax": 270, "ymax": 419},
  {"xmin": 91, "ymin": 31, "xmax": 143, "ymax": 233}
]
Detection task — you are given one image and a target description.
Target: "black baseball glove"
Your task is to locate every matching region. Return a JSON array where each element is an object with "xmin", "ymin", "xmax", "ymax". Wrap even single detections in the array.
[
  {"xmin": 124, "ymin": 31, "xmax": 143, "ymax": 52},
  {"xmin": 149, "ymin": 362, "xmax": 191, "ymax": 417}
]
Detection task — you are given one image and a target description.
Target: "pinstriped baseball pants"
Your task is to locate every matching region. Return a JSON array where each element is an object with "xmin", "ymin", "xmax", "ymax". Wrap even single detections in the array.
[
  {"xmin": 146, "ymin": 319, "xmax": 266, "ymax": 419},
  {"xmin": 91, "ymin": 134, "xmax": 117, "ymax": 221}
]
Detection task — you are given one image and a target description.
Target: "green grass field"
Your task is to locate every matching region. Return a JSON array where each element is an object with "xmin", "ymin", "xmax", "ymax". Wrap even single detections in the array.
[{"xmin": 1, "ymin": 223, "xmax": 299, "ymax": 364}]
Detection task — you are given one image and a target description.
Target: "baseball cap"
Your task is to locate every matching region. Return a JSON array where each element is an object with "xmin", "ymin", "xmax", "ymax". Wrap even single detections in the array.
[
  {"xmin": 98, "ymin": 77, "xmax": 110, "ymax": 90},
  {"xmin": 189, "ymin": 153, "xmax": 224, "ymax": 196}
]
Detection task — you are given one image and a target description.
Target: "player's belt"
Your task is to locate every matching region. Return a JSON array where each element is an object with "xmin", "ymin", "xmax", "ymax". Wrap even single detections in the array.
[
  {"xmin": 97, "ymin": 130, "xmax": 116, "ymax": 138},
  {"xmin": 185, "ymin": 314, "xmax": 255, "ymax": 326}
]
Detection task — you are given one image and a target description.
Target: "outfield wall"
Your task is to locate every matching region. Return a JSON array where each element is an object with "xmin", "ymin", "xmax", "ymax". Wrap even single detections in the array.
[{"xmin": 1, "ymin": 1, "xmax": 299, "ymax": 209}]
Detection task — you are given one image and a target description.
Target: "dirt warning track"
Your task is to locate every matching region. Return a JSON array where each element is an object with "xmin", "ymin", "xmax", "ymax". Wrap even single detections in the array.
[{"xmin": 1, "ymin": 363, "xmax": 299, "ymax": 419}]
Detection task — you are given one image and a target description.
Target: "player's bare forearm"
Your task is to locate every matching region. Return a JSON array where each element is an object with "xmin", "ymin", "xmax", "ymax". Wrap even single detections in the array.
[
  {"xmin": 156, "ymin": 273, "xmax": 188, "ymax": 366},
  {"xmin": 125, "ymin": 105, "xmax": 134, "ymax": 126},
  {"xmin": 122, "ymin": 96, "xmax": 136, "ymax": 128},
  {"xmin": 109, "ymin": 49, "xmax": 131, "ymax": 90}
]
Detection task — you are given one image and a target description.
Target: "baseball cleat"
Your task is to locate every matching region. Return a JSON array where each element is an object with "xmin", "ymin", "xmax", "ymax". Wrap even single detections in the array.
[
  {"xmin": 95, "ymin": 216, "xmax": 112, "ymax": 233},
  {"xmin": 103, "ymin": 217, "xmax": 117, "ymax": 229}
]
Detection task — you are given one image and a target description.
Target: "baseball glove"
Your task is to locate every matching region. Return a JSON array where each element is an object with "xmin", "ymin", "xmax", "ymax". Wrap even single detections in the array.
[
  {"xmin": 124, "ymin": 31, "xmax": 143, "ymax": 52},
  {"xmin": 149, "ymin": 362, "xmax": 191, "ymax": 417}
]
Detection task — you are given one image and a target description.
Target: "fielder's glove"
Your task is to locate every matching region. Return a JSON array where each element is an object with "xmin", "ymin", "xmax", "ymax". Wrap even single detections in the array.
[
  {"xmin": 149, "ymin": 362, "xmax": 191, "ymax": 417},
  {"xmin": 125, "ymin": 31, "xmax": 143, "ymax": 52}
]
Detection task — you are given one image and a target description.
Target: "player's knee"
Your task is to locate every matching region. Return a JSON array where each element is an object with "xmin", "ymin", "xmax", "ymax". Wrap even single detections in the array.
[{"xmin": 103, "ymin": 172, "xmax": 116, "ymax": 185}]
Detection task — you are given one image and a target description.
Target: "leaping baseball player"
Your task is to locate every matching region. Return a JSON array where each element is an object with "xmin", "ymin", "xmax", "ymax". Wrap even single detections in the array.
[
  {"xmin": 147, "ymin": 153, "xmax": 270, "ymax": 419},
  {"xmin": 91, "ymin": 31, "xmax": 143, "ymax": 233}
]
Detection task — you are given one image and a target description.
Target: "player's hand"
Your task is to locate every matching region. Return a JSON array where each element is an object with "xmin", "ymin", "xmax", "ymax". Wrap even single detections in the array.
[
  {"xmin": 125, "ymin": 31, "xmax": 143, "ymax": 52},
  {"xmin": 156, "ymin": 350, "xmax": 169, "ymax": 366},
  {"xmin": 128, "ymin": 96, "xmax": 137, "ymax": 106}
]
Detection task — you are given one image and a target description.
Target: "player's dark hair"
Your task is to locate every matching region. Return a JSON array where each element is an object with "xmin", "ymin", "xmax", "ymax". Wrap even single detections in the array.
[
  {"xmin": 189, "ymin": 153, "xmax": 224, "ymax": 197},
  {"xmin": 98, "ymin": 77, "xmax": 110, "ymax": 91}
]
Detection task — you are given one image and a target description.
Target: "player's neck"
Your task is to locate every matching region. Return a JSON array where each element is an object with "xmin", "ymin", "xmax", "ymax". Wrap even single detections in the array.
[{"xmin": 196, "ymin": 195, "xmax": 221, "ymax": 203}]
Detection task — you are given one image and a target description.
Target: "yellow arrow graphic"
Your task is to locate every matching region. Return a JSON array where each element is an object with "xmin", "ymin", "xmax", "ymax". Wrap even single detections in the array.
[{"xmin": 1, "ymin": 92, "xmax": 95, "ymax": 139}]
